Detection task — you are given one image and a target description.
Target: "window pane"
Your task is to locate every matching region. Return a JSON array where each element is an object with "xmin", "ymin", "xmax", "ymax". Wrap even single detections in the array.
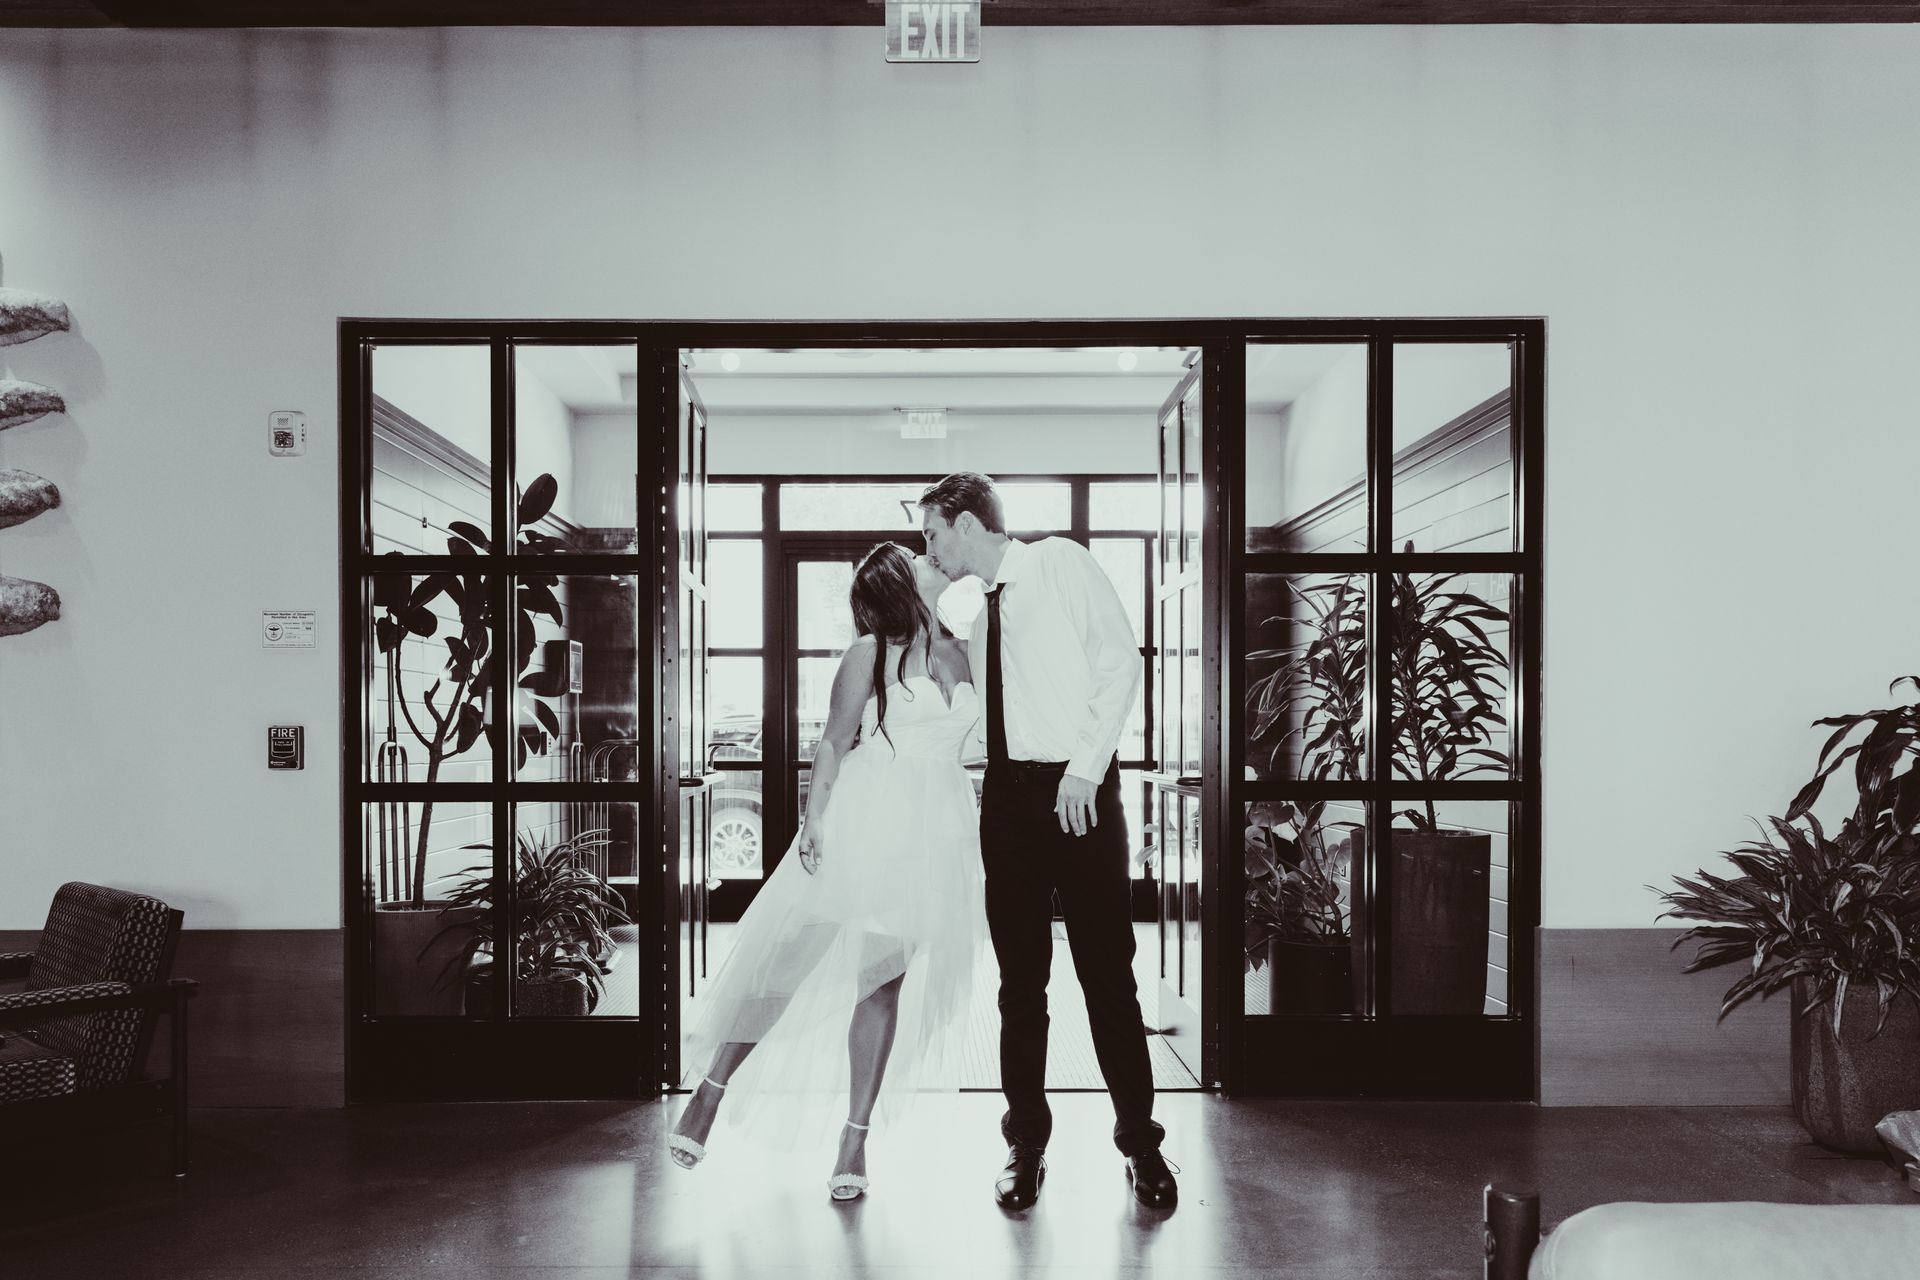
[
  {"xmin": 511, "ymin": 573, "xmax": 642, "ymax": 783},
  {"xmin": 781, "ymin": 483, "xmax": 922, "ymax": 531},
  {"xmin": 1091, "ymin": 482, "xmax": 1158, "ymax": 531},
  {"xmin": 997, "ymin": 482, "xmax": 1070, "ymax": 533},
  {"xmin": 709, "ymin": 772, "xmax": 765, "ymax": 879},
  {"xmin": 796, "ymin": 656, "xmax": 840, "ymax": 762},
  {"xmin": 709, "ymin": 657, "xmax": 762, "ymax": 761},
  {"xmin": 709, "ymin": 484, "xmax": 763, "ymax": 531},
  {"xmin": 1245, "ymin": 573, "xmax": 1368, "ymax": 783},
  {"xmin": 1244, "ymin": 343, "xmax": 1368, "ymax": 554},
  {"xmin": 1381, "ymin": 799, "xmax": 1512, "ymax": 1016},
  {"xmin": 514, "ymin": 343, "xmax": 640, "ymax": 555},
  {"xmin": 1244, "ymin": 800, "xmax": 1359, "ymax": 1017},
  {"xmin": 797, "ymin": 561, "xmax": 856, "ymax": 651},
  {"xmin": 1393, "ymin": 343, "xmax": 1515, "ymax": 553},
  {"xmin": 1390, "ymin": 572, "xmax": 1512, "ymax": 783},
  {"xmin": 1091, "ymin": 537, "xmax": 1146, "ymax": 645},
  {"xmin": 370, "ymin": 343, "xmax": 492, "ymax": 555},
  {"xmin": 365, "ymin": 799, "xmax": 492, "ymax": 1016},
  {"xmin": 708, "ymin": 541, "xmax": 762, "ymax": 649},
  {"xmin": 364, "ymin": 570, "xmax": 494, "ymax": 783},
  {"xmin": 506, "ymin": 800, "xmax": 639, "ymax": 1018}
]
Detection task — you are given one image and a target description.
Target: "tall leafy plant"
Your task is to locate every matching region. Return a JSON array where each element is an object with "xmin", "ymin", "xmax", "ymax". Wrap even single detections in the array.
[
  {"xmin": 375, "ymin": 474, "xmax": 568, "ymax": 909},
  {"xmin": 1386, "ymin": 551, "xmax": 1511, "ymax": 831},
  {"xmin": 1656, "ymin": 676, "xmax": 1920, "ymax": 1039},
  {"xmin": 1245, "ymin": 800, "xmax": 1353, "ymax": 969},
  {"xmin": 1247, "ymin": 575, "xmax": 1366, "ymax": 784}
]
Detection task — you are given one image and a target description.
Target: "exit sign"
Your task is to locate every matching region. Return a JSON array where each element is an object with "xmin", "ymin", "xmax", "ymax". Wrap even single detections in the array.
[{"xmin": 887, "ymin": 1, "xmax": 979, "ymax": 63}]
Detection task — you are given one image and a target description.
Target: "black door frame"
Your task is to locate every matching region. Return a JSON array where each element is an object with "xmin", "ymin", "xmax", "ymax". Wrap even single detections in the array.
[{"xmin": 340, "ymin": 318, "xmax": 1542, "ymax": 1104}]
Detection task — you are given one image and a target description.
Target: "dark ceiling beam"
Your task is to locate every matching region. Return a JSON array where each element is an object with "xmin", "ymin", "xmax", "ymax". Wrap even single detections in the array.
[{"xmin": 13, "ymin": 0, "xmax": 1920, "ymax": 25}]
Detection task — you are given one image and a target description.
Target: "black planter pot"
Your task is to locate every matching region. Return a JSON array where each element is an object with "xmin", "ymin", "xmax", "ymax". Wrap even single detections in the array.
[
  {"xmin": 1265, "ymin": 938, "xmax": 1354, "ymax": 1015},
  {"xmin": 1343, "ymin": 828, "xmax": 1491, "ymax": 1015},
  {"xmin": 1791, "ymin": 976, "xmax": 1920, "ymax": 1155},
  {"xmin": 464, "ymin": 971, "xmax": 596, "ymax": 1017},
  {"xmin": 372, "ymin": 902, "xmax": 480, "ymax": 1016}
]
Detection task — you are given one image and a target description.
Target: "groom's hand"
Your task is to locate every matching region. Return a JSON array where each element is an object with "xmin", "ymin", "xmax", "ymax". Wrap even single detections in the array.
[{"xmin": 1056, "ymin": 774, "xmax": 1098, "ymax": 837}]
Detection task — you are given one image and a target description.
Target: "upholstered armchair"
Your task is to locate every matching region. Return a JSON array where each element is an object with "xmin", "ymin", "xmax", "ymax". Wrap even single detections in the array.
[{"xmin": 0, "ymin": 882, "xmax": 198, "ymax": 1176}]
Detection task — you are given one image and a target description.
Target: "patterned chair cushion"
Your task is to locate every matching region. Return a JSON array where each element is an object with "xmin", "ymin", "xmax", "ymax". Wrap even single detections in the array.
[
  {"xmin": 24, "ymin": 884, "xmax": 174, "ymax": 1091},
  {"xmin": 0, "ymin": 1030, "xmax": 76, "ymax": 1102}
]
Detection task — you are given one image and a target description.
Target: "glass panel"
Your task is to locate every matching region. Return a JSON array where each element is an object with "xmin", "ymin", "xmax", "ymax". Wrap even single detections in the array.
[
  {"xmin": 797, "ymin": 560, "xmax": 856, "ymax": 651},
  {"xmin": 1243, "ymin": 800, "xmax": 1360, "ymax": 1017},
  {"xmin": 709, "ymin": 483, "xmax": 763, "ymax": 531},
  {"xmin": 1091, "ymin": 537, "xmax": 1146, "ymax": 645},
  {"xmin": 365, "ymin": 799, "xmax": 492, "ymax": 1016},
  {"xmin": 365, "ymin": 570, "xmax": 495, "ymax": 784},
  {"xmin": 369, "ymin": 344, "xmax": 491, "ymax": 555},
  {"xmin": 1180, "ymin": 793, "xmax": 1202, "ymax": 1004},
  {"xmin": 1157, "ymin": 596, "xmax": 1176, "ymax": 771},
  {"xmin": 1383, "ymin": 798, "xmax": 1511, "ymax": 1016},
  {"xmin": 470, "ymin": 801, "xmax": 640, "ymax": 1018},
  {"xmin": 708, "ymin": 540, "xmax": 763, "ymax": 649},
  {"xmin": 1175, "ymin": 587, "xmax": 1190, "ymax": 775},
  {"xmin": 1159, "ymin": 432, "xmax": 1179, "ymax": 578},
  {"xmin": 782, "ymin": 482, "xmax": 924, "ymax": 531},
  {"xmin": 512, "ymin": 343, "xmax": 639, "ymax": 555},
  {"xmin": 1181, "ymin": 380, "xmax": 1202, "ymax": 571},
  {"xmin": 1392, "ymin": 343, "xmax": 1515, "ymax": 553},
  {"xmin": 508, "ymin": 573, "xmax": 641, "ymax": 783},
  {"xmin": 1244, "ymin": 343, "xmax": 1368, "ymax": 554},
  {"xmin": 1245, "ymin": 573, "xmax": 1368, "ymax": 783},
  {"xmin": 997, "ymin": 482, "xmax": 1070, "ymax": 533},
  {"xmin": 1118, "ymin": 659, "xmax": 1147, "ymax": 764},
  {"xmin": 1159, "ymin": 790, "xmax": 1179, "ymax": 983},
  {"xmin": 708, "ymin": 657, "xmax": 763, "ymax": 760},
  {"xmin": 796, "ymin": 656, "xmax": 839, "ymax": 762},
  {"xmin": 1090, "ymin": 482, "xmax": 1159, "ymax": 531},
  {"xmin": 1120, "ymin": 770, "xmax": 1152, "ymax": 881},
  {"xmin": 677, "ymin": 584, "xmax": 698, "ymax": 779},
  {"xmin": 1389, "ymin": 572, "xmax": 1512, "ymax": 783},
  {"xmin": 709, "ymin": 771, "xmax": 766, "ymax": 880}
]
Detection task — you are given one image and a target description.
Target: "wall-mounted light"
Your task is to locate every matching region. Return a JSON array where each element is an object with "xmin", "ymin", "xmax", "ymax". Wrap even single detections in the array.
[
  {"xmin": 1116, "ymin": 349, "xmax": 1138, "ymax": 372},
  {"xmin": 720, "ymin": 351, "xmax": 741, "ymax": 372}
]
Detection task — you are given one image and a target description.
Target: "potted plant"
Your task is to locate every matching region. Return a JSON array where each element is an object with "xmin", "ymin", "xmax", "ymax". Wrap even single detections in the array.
[
  {"xmin": 369, "ymin": 474, "xmax": 569, "ymax": 1015},
  {"xmin": 435, "ymin": 829, "xmax": 633, "ymax": 1018},
  {"xmin": 1656, "ymin": 676, "xmax": 1920, "ymax": 1154},
  {"xmin": 1244, "ymin": 557, "xmax": 1510, "ymax": 1015},
  {"xmin": 1245, "ymin": 800, "xmax": 1356, "ymax": 1014}
]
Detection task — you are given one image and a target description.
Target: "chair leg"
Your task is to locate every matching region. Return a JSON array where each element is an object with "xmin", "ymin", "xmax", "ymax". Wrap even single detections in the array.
[{"xmin": 171, "ymin": 984, "xmax": 190, "ymax": 1178}]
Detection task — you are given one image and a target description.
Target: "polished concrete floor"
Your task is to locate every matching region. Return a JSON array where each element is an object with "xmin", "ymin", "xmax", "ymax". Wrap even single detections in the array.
[{"xmin": 2, "ymin": 1095, "xmax": 1912, "ymax": 1278}]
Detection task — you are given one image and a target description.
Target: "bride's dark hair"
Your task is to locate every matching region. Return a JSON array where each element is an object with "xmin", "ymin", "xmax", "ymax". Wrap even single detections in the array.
[{"xmin": 850, "ymin": 542, "xmax": 936, "ymax": 748}]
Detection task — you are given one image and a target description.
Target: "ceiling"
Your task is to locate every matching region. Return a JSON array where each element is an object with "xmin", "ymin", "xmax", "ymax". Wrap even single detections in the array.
[{"xmin": 6, "ymin": 0, "xmax": 1916, "ymax": 25}]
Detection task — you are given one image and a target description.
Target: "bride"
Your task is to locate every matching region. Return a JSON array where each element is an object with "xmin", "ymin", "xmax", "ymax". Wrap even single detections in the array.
[{"xmin": 668, "ymin": 541, "xmax": 987, "ymax": 1201}]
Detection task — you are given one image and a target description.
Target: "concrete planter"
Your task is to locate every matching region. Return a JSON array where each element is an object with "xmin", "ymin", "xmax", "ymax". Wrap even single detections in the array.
[{"xmin": 1791, "ymin": 976, "xmax": 1920, "ymax": 1155}]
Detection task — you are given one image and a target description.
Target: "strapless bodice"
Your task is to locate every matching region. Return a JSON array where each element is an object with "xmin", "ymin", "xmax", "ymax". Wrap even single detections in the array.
[{"xmin": 855, "ymin": 676, "xmax": 979, "ymax": 761}]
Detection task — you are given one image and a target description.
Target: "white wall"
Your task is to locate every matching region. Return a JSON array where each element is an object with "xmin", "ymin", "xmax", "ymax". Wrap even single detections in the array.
[{"xmin": 1, "ymin": 26, "xmax": 1916, "ymax": 928}]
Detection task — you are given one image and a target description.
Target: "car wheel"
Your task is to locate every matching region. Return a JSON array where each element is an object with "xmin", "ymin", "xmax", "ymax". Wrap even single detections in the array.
[{"xmin": 710, "ymin": 808, "xmax": 762, "ymax": 875}]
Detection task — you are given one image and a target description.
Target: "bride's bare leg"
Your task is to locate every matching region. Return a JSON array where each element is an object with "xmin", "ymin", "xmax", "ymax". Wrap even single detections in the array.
[
  {"xmin": 673, "ymin": 1040, "xmax": 754, "ymax": 1154},
  {"xmin": 835, "ymin": 973, "xmax": 905, "ymax": 1180}
]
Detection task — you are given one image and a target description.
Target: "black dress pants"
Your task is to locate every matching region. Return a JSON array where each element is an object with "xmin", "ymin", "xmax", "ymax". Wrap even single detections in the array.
[{"xmin": 980, "ymin": 758, "xmax": 1164, "ymax": 1157}]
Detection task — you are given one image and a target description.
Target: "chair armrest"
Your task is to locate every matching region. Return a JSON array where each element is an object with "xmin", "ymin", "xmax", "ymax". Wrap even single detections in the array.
[
  {"xmin": 0, "ymin": 951, "xmax": 32, "ymax": 980},
  {"xmin": 0, "ymin": 978, "xmax": 197, "ymax": 1028}
]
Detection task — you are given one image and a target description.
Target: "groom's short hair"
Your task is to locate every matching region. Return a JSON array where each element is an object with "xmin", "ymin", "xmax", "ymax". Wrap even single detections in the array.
[{"xmin": 918, "ymin": 472, "xmax": 1005, "ymax": 534}]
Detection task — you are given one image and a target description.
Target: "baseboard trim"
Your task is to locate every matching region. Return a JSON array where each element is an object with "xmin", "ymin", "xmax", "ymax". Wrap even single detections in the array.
[{"xmin": 1538, "ymin": 927, "xmax": 1789, "ymax": 1106}]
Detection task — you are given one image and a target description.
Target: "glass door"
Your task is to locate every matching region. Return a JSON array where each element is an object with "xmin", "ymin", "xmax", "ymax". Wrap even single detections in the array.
[
  {"xmin": 785, "ymin": 543, "xmax": 873, "ymax": 869},
  {"xmin": 674, "ymin": 368, "xmax": 720, "ymax": 1051},
  {"xmin": 1150, "ymin": 365, "xmax": 1211, "ymax": 1082}
]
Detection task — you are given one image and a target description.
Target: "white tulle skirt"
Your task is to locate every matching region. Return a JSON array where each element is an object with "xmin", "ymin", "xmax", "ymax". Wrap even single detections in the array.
[{"xmin": 681, "ymin": 742, "xmax": 988, "ymax": 1152}]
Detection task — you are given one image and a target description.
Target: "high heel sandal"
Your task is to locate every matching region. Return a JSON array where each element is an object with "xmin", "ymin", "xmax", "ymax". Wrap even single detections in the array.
[
  {"xmin": 828, "ymin": 1120, "xmax": 871, "ymax": 1202},
  {"xmin": 666, "ymin": 1076, "xmax": 727, "ymax": 1169}
]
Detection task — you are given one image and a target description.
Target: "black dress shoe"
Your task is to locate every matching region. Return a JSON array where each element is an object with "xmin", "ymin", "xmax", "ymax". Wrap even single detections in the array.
[
  {"xmin": 995, "ymin": 1145, "xmax": 1046, "ymax": 1210},
  {"xmin": 1126, "ymin": 1150, "xmax": 1178, "ymax": 1208}
]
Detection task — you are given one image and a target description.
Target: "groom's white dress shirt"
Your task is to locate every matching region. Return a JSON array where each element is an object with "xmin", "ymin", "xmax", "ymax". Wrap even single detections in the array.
[{"xmin": 961, "ymin": 536, "xmax": 1141, "ymax": 784}]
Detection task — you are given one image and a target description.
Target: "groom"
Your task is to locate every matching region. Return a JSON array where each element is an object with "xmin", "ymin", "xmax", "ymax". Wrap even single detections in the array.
[{"xmin": 919, "ymin": 472, "xmax": 1177, "ymax": 1211}]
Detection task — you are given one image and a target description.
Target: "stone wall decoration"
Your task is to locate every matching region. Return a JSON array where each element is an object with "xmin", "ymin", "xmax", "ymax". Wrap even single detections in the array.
[
  {"xmin": 0, "ymin": 469, "xmax": 61, "ymax": 529},
  {"xmin": 0, "ymin": 288, "xmax": 72, "ymax": 347},
  {"xmin": 0, "ymin": 377, "xmax": 66, "ymax": 432},
  {"xmin": 0, "ymin": 574, "xmax": 60, "ymax": 637}
]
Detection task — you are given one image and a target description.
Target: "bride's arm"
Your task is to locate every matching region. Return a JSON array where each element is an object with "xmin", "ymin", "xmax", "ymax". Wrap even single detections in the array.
[{"xmin": 798, "ymin": 636, "xmax": 876, "ymax": 871}]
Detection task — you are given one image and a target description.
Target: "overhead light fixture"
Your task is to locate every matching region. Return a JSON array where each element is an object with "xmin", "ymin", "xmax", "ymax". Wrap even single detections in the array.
[
  {"xmin": 898, "ymin": 407, "xmax": 947, "ymax": 439},
  {"xmin": 720, "ymin": 351, "xmax": 741, "ymax": 372},
  {"xmin": 1116, "ymin": 349, "xmax": 1138, "ymax": 372}
]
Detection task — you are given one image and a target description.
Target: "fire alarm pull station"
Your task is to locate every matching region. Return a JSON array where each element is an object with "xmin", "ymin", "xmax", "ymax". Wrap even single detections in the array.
[{"xmin": 268, "ymin": 725, "xmax": 304, "ymax": 770}]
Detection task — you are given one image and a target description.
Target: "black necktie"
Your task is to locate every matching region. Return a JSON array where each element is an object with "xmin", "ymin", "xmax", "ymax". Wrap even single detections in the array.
[{"xmin": 985, "ymin": 584, "xmax": 1008, "ymax": 766}]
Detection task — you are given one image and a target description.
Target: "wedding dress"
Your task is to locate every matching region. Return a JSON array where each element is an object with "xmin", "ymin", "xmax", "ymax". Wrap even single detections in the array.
[{"xmin": 680, "ymin": 674, "xmax": 987, "ymax": 1150}]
